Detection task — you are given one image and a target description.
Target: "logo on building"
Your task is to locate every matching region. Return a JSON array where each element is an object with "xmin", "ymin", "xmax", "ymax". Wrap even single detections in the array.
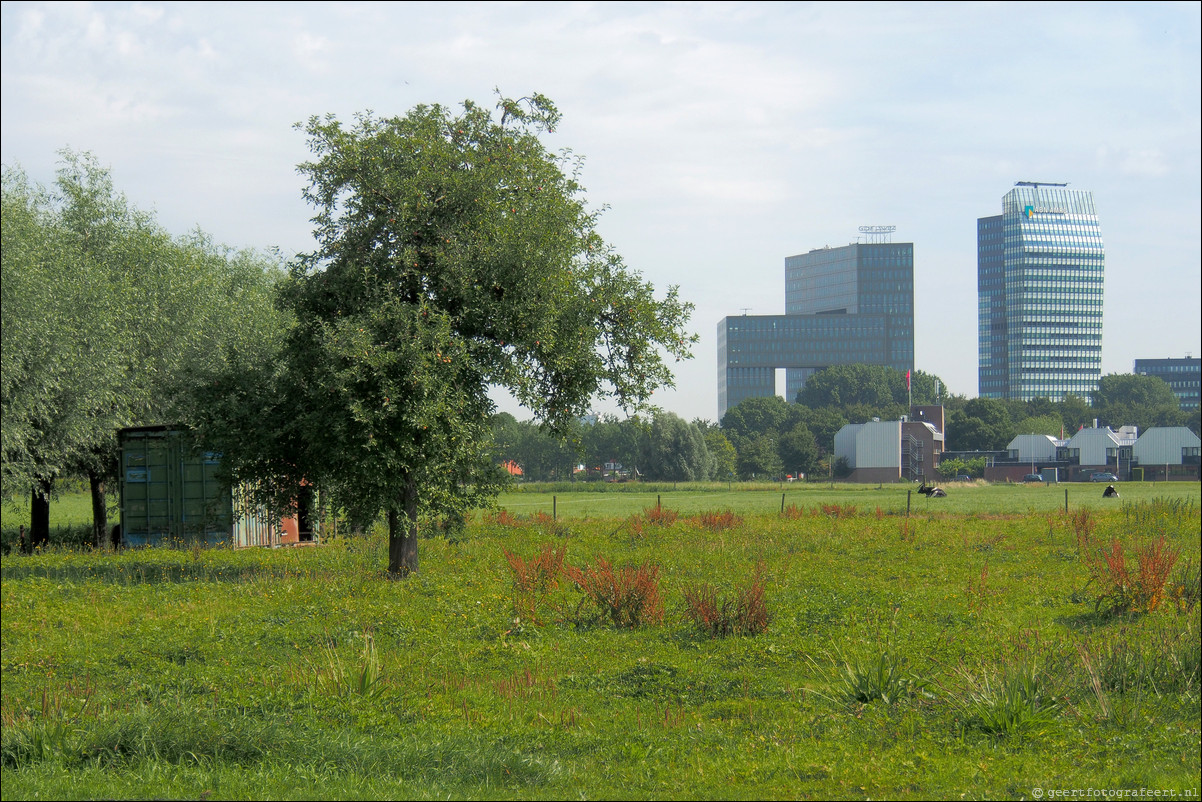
[{"xmin": 1023, "ymin": 205, "xmax": 1067, "ymax": 218}]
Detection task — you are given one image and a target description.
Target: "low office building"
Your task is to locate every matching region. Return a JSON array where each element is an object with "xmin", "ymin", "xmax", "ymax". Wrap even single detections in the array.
[
  {"xmin": 984, "ymin": 434, "xmax": 1065, "ymax": 482},
  {"xmin": 1134, "ymin": 357, "xmax": 1201, "ymax": 410},
  {"xmin": 718, "ymin": 235, "xmax": 913, "ymax": 419}
]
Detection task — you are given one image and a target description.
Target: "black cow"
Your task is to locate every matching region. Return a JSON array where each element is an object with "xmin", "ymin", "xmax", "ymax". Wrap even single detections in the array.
[
  {"xmin": 918, "ymin": 481, "xmax": 947, "ymax": 498},
  {"xmin": 1102, "ymin": 485, "xmax": 1119, "ymax": 498}
]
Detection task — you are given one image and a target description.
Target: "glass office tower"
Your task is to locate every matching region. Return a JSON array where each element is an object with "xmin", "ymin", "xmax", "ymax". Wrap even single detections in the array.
[
  {"xmin": 977, "ymin": 186, "xmax": 1104, "ymax": 402},
  {"xmin": 718, "ymin": 242, "xmax": 913, "ymax": 419}
]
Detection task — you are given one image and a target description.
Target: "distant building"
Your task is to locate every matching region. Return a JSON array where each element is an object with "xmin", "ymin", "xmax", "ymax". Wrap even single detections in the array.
[
  {"xmin": 833, "ymin": 406, "xmax": 944, "ymax": 483},
  {"xmin": 978, "ymin": 184, "xmax": 1104, "ymax": 401},
  {"xmin": 1134, "ymin": 357, "xmax": 1201, "ymax": 410},
  {"xmin": 718, "ymin": 236, "xmax": 913, "ymax": 419}
]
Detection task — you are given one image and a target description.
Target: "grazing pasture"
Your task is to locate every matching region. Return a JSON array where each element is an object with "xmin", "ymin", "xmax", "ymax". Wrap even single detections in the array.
[{"xmin": 2, "ymin": 483, "xmax": 1199, "ymax": 799}]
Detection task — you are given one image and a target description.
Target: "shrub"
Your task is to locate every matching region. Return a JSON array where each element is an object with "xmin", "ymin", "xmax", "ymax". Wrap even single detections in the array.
[
  {"xmin": 563, "ymin": 557, "xmax": 664, "ymax": 628},
  {"xmin": 682, "ymin": 566, "xmax": 769, "ymax": 637}
]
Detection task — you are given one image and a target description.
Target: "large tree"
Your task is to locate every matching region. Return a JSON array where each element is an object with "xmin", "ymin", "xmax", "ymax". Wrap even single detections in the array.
[
  {"xmin": 796, "ymin": 364, "xmax": 944, "ymax": 415},
  {"xmin": 199, "ymin": 94, "xmax": 694, "ymax": 576}
]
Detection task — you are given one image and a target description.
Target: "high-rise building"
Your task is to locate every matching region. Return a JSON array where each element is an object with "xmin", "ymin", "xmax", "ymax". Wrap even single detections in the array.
[
  {"xmin": 717, "ymin": 238, "xmax": 913, "ymax": 419},
  {"xmin": 978, "ymin": 184, "xmax": 1104, "ymax": 401},
  {"xmin": 1134, "ymin": 357, "xmax": 1201, "ymax": 410}
]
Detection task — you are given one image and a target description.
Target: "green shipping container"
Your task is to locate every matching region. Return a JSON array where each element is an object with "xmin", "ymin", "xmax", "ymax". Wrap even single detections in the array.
[{"xmin": 118, "ymin": 426, "xmax": 232, "ymax": 547}]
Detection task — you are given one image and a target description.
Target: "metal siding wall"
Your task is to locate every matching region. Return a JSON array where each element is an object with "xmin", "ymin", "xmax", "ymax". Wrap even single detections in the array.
[
  {"xmin": 857, "ymin": 421, "xmax": 901, "ymax": 468},
  {"xmin": 834, "ymin": 424, "xmax": 862, "ymax": 466}
]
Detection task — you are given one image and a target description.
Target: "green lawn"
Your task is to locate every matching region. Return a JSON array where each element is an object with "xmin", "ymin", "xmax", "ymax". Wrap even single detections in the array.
[
  {"xmin": 499, "ymin": 479, "xmax": 1199, "ymax": 519},
  {"xmin": 1, "ymin": 485, "xmax": 1199, "ymax": 799}
]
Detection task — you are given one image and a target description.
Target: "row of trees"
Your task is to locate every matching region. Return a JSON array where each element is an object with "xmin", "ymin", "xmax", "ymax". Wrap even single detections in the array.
[
  {"xmin": 2, "ymin": 153, "xmax": 287, "ymax": 548},
  {"xmin": 491, "ymin": 412, "xmax": 727, "ymax": 483}
]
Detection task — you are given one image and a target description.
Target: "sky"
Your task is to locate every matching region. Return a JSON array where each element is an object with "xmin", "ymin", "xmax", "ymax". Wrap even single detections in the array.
[{"xmin": 3, "ymin": 1, "xmax": 1199, "ymax": 424}]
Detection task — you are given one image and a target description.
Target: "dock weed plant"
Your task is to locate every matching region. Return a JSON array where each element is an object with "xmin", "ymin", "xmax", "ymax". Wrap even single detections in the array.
[
  {"xmin": 1082, "ymin": 535, "xmax": 1181, "ymax": 615},
  {"xmin": 1, "ymin": 481, "xmax": 1199, "ymax": 798},
  {"xmin": 1168, "ymin": 555, "xmax": 1200, "ymax": 614},
  {"xmin": 562, "ymin": 556, "xmax": 664, "ymax": 628},
  {"xmin": 682, "ymin": 562, "xmax": 769, "ymax": 638},
  {"xmin": 503, "ymin": 542, "xmax": 568, "ymax": 624}
]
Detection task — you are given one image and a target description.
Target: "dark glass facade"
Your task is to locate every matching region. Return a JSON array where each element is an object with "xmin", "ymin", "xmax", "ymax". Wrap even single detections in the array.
[
  {"xmin": 718, "ymin": 242, "xmax": 914, "ymax": 418},
  {"xmin": 977, "ymin": 187, "xmax": 1104, "ymax": 402},
  {"xmin": 1134, "ymin": 357, "xmax": 1201, "ymax": 410}
]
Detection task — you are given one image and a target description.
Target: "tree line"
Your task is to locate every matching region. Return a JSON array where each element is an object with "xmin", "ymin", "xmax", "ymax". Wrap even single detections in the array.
[{"xmin": 493, "ymin": 363, "xmax": 1198, "ymax": 486}]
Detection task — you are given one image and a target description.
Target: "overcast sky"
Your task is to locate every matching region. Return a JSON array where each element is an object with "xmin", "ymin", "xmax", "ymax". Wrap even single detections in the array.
[{"xmin": 3, "ymin": 1, "xmax": 1199, "ymax": 423}]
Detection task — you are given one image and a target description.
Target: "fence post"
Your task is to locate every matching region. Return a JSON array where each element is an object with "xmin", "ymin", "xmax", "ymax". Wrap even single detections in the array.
[
  {"xmin": 781, "ymin": 493, "xmax": 785, "ymax": 514},
  {"xmin": 1064, "ymin": 488, "xmax": 1068, "ymax": 515},
  {"xmin": 553, "ymin": 495, "xmax": 557, "ymax": 520},
  {"xmin": 906, "ymin": 491, "xmax": 911, "ymax": 518}
]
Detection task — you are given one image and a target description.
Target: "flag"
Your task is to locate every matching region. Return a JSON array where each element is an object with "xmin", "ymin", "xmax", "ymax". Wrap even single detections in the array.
[{"xmin": 905, "ymin": 370, "xmax": 911, "ymax": 391}]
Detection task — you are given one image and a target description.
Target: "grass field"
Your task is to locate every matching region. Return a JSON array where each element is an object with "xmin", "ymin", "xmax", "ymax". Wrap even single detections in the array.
[{"xmin": 2, "ymin": 482, "xmax": 1199, "ymax": 799}]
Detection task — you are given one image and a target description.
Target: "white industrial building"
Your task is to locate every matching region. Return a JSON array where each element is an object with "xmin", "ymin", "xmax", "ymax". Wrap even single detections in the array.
[
  {"xmin": 835, "ymin": 420, "xmax": 902, "ymax": 483},
  {"xmin": 982, "ymin": 423, "xmax": 1199, "ymax": 482},
  {"xmin": 834, "ymin": 407, "xmax": 945, "ymax": 483}
]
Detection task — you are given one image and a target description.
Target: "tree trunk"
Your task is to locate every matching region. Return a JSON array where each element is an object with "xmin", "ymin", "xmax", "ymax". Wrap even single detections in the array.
[
  {"xmin": 89, "ymin": 468, "xmax": 108, "ymax": 550},
  {"xmin": 387, "ymin": 475, "xmax": 420, "ymax": 577},
  {"xmin": 28, "ymin": 479, "xmax": 52, "ymax": 552}
]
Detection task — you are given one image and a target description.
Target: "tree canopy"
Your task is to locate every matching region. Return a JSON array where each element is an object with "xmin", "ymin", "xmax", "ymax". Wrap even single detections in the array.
[{"xmin": 196, "ymin": 94, "xmax": 695, "ymax": 575}]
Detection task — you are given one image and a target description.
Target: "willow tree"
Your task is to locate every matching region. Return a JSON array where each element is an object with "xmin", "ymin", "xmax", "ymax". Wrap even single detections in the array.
[{"xmin": 207, "ymin": 94, "xmax": 694, "ymax": 576}]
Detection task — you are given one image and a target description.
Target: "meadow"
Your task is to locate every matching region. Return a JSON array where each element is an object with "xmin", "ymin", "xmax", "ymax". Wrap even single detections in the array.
[{"xmin": 2, "ymin": 481, "xmax": 1199, "ymax": 800}]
